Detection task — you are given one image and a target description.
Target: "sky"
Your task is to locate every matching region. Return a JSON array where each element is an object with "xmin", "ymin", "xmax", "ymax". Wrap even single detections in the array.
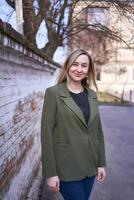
[
  {"xmin": 0, "ymin": 0, "xmax": 67, "ymax": 63},
  {"xmin": 0, "ymin": 0, "xmax": 16, "ymax": 29}
]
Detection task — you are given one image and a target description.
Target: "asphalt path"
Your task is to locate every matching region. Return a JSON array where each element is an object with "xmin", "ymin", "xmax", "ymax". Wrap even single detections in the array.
[
  {"xmin": 91, "ymin": 105, "xmax": 134, "ymax": 200},
  {"xmin": 41, "ymin": 105, "xmax": 134, "ymax": 200}
]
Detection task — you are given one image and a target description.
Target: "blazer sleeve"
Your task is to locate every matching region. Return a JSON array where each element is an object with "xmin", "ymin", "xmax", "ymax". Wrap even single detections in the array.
[
  {"xmin": 98, "ymin": 112, "xmax": 106, "ymax": 167},
  {"xmin": 41, "ymin": 87, "xmax": 57, "ymax": 178}
]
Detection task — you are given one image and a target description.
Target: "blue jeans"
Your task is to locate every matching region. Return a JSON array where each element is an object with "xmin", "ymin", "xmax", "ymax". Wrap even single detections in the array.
[{"xmin": 59, "ymin": 176, "xmax": 95, "ymax": 200}]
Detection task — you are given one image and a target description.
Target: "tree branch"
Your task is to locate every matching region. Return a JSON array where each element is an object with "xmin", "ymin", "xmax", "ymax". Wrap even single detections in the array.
[{"xmin": 6, "ymin": 0, "xmax": 15, "ymax": 9}]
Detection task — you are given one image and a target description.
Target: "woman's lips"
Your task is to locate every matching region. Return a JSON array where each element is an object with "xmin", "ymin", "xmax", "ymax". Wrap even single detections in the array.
[
  {"xmin": 74, "ymin": 72, "xmax": 83, "ymax": 76},
  {"xmin": 74, "ymin": 74, "xmax": 83, "ymax": 77}
]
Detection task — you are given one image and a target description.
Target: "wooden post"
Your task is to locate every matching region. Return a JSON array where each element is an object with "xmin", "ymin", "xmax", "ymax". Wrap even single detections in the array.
[
  {"xmin": 129, "ymin": 90, "xmax": 132, "ymax": 103},
  {"xmin": 15, "ymin": 0, "xmax": 24, "ymax": 34}
]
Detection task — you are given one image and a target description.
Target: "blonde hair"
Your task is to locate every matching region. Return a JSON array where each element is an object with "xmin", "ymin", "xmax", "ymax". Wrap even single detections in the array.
[{"xmin": 57, "ymin": 49, "xmax": 98, "ymax": 90}]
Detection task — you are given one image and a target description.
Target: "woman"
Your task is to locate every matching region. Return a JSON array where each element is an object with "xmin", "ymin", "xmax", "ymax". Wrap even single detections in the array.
[{"xmin": 41, "ymin": 49, "xmax": 106, "ymax": 200}]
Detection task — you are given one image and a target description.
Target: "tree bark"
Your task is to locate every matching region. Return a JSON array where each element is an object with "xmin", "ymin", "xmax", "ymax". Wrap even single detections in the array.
[
  {"xmin": 22, "ymin": 0, "xmax": 41, "ymax": 45},
  {"xmin": 42, "ymin": 38, "xmax": 61, "ymax": 59}
]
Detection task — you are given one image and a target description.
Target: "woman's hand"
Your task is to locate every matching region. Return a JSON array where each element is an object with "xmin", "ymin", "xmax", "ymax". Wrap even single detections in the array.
[
  {"xmin": 46, "ymin": 176, "xmax": 60, "ymax": 192},
  {"xmin": 96, "ymin": 167, "xmax": 106, "ymax": 183}
]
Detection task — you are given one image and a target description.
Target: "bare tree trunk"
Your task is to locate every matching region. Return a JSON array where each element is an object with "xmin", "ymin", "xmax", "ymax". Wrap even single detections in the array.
[
  {"xmin": 42, "ymin": 41, "xmax": 60, "ymax": 59},
  {"xmin": 23, "ymin": 0, "xmax": 43, "ymax": 45}
]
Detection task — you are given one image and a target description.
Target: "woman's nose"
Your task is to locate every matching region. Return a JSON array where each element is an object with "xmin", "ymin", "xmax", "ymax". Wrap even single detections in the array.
[{"xmin": 76, "ymin": 65, "xmax": 82, "ymax": 72}]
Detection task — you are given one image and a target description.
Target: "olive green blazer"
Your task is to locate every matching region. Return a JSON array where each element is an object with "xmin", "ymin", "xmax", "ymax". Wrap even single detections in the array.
[{"xmin": 41, "ymin": 82, "xmax": 106, "ymax": 181}]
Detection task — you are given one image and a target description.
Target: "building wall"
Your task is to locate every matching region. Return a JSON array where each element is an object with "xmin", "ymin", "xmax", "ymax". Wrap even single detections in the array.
[
  {"xmin": 0, "ymin": 20, "xmax": 57, "ymax": 199},
  {"xmin": 71, "ymin": 1, "xmax": 134, "ymax": 102},
  {"xmin": 98, "ymin": 63, "xmax": 134, "ymax": 102}
]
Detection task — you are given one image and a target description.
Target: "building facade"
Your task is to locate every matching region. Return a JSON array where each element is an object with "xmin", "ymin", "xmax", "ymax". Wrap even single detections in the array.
[{"xmin": 69, "ymin": 1, "xmax": 134, "ymax": 102}]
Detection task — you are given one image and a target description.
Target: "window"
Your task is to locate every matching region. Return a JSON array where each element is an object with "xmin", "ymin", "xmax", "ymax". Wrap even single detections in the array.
[{"xmin": 87, "ymin": 7, "xmax": 109, "ymax": 26}]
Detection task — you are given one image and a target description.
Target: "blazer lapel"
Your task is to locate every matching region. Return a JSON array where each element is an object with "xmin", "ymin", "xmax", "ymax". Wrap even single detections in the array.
[
  {"xmin": 87, "ymin": 88, "xmax": 98, "ymax": 127},
  {"xmin": 59, "ymin": 83, "xmax": 87, "ymax": 127},
  {"xmin": 59, "ymin": 83, "xmax": 98, "ymax": 128}
]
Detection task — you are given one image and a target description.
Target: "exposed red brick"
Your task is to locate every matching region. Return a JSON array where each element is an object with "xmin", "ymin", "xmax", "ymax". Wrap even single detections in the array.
[
  {"xmin": 0, "ymin": 135, "xmax": 34, "ymax": 193},
  {"xmin": 29, "ymin": 98, "xmax": 37, "ymax": 111}
]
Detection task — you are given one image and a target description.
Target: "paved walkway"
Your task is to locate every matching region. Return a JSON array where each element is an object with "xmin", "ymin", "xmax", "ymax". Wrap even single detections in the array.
[
  {"xmin": 29, "ymin": 105, "xmax": 134, "ymax": 200},
  {"xmin": 90, "ymin": 105, "xmax": 134, "ymax": 200}
]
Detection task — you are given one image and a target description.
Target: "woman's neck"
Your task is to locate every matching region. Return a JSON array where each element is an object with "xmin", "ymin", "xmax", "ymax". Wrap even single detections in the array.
[{"xmin": 67, "ymin": 82, "xmax": 83, "ymax": 93}]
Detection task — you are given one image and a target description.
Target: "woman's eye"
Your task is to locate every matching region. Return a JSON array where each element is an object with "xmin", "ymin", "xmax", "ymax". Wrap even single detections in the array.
[
  {"xmin": 82, "ymin": 65, "xmax": 88, "ymax": 68},
  {"xmin": 73, "ymin": 63, "xmax": 78, "ymax": 66},
  {"xmin": 72, "ymin": 63, "xmax": 88, "ymax": 68}
]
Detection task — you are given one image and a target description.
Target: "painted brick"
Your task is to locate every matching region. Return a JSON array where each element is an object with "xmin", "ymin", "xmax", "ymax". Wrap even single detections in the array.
[
  {"xmin": 0, "ymin": 30, "xmax": 57, "ymax": 199},
  {"xmin": 0, "ymin": 135, "xmax": 4, "ymax": 147}
]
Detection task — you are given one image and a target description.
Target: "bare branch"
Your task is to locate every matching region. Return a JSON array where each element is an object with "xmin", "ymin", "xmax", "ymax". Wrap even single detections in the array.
[{"xmin": 6, "ymin": 0, "xmax": 15, "ymax": 9}]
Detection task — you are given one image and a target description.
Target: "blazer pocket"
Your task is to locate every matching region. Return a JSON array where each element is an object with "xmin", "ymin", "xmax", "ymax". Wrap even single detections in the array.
[
  {"xmin": 54, "ymin": 143, "xmax": 71, "ymax": 169},
  {"xmin": 89, "ymin": 140, "xmax": 99, "ymax": 167}
]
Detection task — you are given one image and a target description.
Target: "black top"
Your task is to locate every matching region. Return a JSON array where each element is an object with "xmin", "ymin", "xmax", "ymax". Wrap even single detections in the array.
[{"xmin": 69, "ymin": 89, "xmax": 90, "ymax": 124}]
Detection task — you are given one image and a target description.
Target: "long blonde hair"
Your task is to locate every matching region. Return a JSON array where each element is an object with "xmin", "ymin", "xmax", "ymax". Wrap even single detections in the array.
[{"xmin": 57, "ymin": 49, "xmax": 98, "ymax": 90}]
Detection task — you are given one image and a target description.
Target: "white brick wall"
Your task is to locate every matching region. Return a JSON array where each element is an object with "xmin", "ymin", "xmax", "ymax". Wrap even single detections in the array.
[{"xmin": 0, "ymin": 41, "xmax": 57, "ymax": 199}]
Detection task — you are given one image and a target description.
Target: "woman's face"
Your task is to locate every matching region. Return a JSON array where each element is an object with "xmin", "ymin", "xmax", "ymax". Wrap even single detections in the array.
[{"xmin": 68, "ymin": 54, "xmax": 90, "ymax": 84}]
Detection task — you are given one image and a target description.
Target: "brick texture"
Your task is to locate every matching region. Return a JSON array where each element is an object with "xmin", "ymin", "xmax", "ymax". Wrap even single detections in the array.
[{"xmin": 0, "ymin": 23, "xmax": 57, "ymax": 199}]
